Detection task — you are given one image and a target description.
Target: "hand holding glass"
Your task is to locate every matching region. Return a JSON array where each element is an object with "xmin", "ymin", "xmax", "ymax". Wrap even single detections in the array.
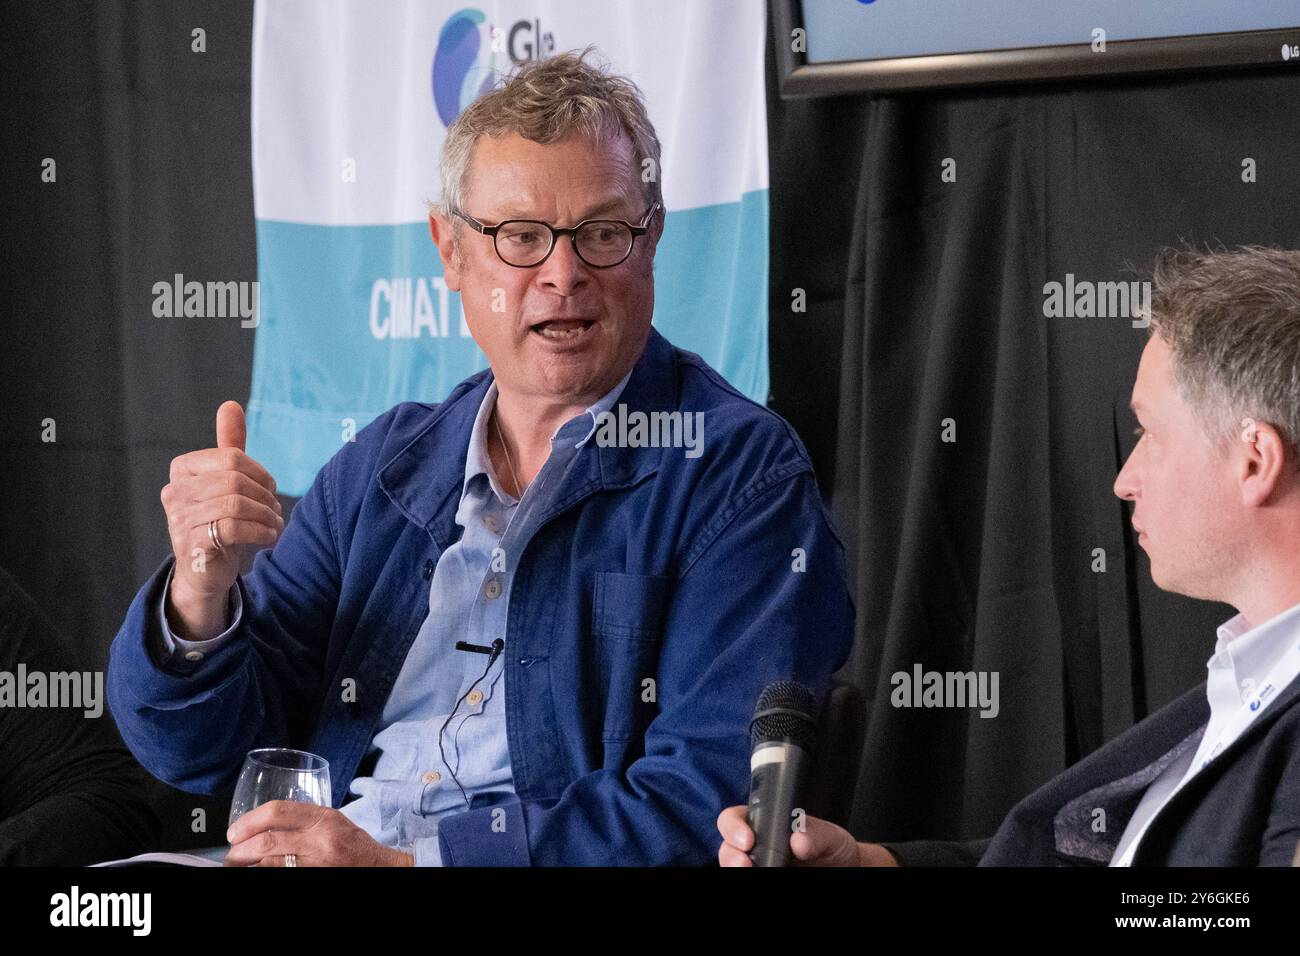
[{"xmin": 228, "ymin": 748, "xmax": 331, "ymax": 829}]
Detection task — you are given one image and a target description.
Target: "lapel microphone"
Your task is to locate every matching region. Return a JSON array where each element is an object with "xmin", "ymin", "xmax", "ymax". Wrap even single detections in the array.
[
  {"xmin": 455, "ymin": 639, "xmax": 505, "ymax": 665},
  {"xmin": 440, "ymin": 638, "xmax": 506, "ymax": 808}
]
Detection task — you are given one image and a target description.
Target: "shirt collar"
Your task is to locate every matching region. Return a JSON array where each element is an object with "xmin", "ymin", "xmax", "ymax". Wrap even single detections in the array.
[
  {"xmin": 1210, "ymin": 599, "xmax": 1300, "ymax": 685},
  {"xmin": 463, "ymin": 367, "xmax": 634, "ymax": 505}
]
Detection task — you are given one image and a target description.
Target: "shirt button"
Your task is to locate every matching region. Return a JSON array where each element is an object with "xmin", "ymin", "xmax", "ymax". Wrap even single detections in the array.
[
  {"xmin": 423, "ymin": 559, "xmax": 435, "ymax": 580},
  {"xmin": 484, "ymin": 578, "xmax": 502, "ymax": 600},
  {"xmin": 467, "ymin": 689, "xmax": 484, "ymax": 706},
  {"xmin": 421, "ymin": 771, "xmax": 441, "ymax": 784},
  {"xmin": 184, "ymin": 650, "xmax": 204, "ymax": 662},
  {"xmin": 483, "ymin": 514, "xmax": 501, "ymax": 534}
]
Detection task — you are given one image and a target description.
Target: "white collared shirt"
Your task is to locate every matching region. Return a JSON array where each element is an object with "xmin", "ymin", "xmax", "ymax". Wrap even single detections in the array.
[{"xmin": 1110, "ymin": 599, "xmax": 1300, "ymax": 866}]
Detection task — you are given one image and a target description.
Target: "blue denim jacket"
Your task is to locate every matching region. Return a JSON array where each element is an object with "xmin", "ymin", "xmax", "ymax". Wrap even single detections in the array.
[{"xmin": 107, "ymin": 328, "xmax": 854, "ymax": 865}]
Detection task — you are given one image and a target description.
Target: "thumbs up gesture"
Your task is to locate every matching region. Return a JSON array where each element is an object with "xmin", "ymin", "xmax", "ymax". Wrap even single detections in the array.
[{"xmin": 159, "ymin": 401, "xmax": 284, "ymax": 639}]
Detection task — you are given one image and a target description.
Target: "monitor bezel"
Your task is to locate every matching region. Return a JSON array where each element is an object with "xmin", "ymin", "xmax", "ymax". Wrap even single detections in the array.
[{"xmin": 772, "ymin": 0, "xmax": 1300, "ymax": 98}]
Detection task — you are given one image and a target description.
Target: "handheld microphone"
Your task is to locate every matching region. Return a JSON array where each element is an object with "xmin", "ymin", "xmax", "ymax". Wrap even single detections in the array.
[{"xmin": 746, "ymin": 681, "xmax": 818, "ymax": 867}]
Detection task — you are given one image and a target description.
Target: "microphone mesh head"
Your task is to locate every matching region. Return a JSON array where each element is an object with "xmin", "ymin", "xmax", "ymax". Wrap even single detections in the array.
[{"xmin": 750, "ymin": 681, "xmax": 818, "ymax": 751}]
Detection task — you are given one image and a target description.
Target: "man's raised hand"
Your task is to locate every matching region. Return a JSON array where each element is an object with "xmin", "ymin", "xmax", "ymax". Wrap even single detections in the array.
[{"xmin": 160, "ymin": 401, "xmax": 284, "ymax": 639}]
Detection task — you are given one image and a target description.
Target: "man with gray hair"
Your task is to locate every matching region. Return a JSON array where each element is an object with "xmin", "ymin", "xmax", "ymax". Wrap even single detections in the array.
[
  {"xmin": 719, "ymin": 246, "xmax": 1300, "ymax": 866},
  {"xmin": 108, "ymin": 49, "xmax": 853, "ymax": 866}
]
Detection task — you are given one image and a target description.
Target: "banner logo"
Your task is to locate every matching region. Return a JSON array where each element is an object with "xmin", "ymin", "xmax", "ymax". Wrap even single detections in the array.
[
  {"xmin": 432, "ymin": 9, "xmax": 558, "ymax": 126},
  {"xmin": 432, "ymin": 8, "xmax": 497, "ymax": 126}
]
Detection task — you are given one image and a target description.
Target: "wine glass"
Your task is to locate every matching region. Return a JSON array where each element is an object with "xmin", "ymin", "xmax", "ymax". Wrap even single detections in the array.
[{"xmin": 227, "ymin": 748, "xmax": 332, "ymax": 829}]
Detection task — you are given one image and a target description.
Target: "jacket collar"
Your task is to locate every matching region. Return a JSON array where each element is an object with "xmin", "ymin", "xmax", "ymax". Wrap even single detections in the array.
[
  {"xmin": 1050, "ymin": 669, "xmax": 1300, "ymax": 863},
  {"xmin": 377, "ymin": 326, "xmax": 676, "ymax": 541}
]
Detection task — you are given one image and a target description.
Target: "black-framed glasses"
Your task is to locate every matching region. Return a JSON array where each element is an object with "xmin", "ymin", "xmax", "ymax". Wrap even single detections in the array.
[{"xmin": 452, "ymin": 200, "xmax": 661, "ymax": 268}]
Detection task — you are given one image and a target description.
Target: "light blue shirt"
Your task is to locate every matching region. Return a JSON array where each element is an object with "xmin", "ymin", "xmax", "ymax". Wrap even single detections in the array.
[{"xmin": 156, "ymin": 368, "xmax": 631, "ymax": 865}]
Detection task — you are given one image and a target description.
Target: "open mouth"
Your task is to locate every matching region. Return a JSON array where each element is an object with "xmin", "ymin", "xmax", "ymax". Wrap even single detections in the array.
[{"xmin": 530, "ymin": 318, "xmax": 595, "ymax": 341}]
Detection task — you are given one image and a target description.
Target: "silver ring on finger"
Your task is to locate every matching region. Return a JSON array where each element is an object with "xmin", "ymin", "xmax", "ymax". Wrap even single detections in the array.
[
  {"xmin": 283, "ymin": 853, "xmax": 298, "ymax": 867},
  {"xmin": 207, "ymin": 519, "xmax": 225, "ymax": 552}
]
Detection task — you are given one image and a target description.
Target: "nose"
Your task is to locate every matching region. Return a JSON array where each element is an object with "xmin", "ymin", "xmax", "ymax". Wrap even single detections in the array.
[
  {"xmin": 534, "ymin": 233, "xmax": 590, "ymax": 297},
  {"xmin": 1113, "ymin": 451, "xmax": 1138, "ymax": 501}
]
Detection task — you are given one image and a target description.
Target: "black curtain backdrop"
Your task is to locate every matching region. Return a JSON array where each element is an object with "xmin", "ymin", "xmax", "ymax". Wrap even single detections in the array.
[
  {"xmin": 1, "ymin": 0, "xmax": 259, "ymax": 845},
  {"xmin": 2, "ymin": 0, "xmax": 1298, "ymax": 849},
  {"xmin": 827, "ymin": 73, "xmax": 1300, "ymax": 842},
  {"xmin": 2, "ymin": 0, "xmax": 260, "ymax": 675}
]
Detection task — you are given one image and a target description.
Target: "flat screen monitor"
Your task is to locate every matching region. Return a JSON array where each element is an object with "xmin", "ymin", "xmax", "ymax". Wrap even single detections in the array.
[{"xmin": 773, "ymin": 0, "xmax": 1300, "ymax": 96}]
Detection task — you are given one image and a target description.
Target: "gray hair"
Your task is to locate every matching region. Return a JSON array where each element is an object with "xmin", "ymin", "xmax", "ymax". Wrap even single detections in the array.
[
  {"xmin": 1148, "ymin": 245, "xmax": 1300, "ymax": 459},
  {"xmin": 429, "ymin": 46, "xmax": 662, "ymax": 253}
]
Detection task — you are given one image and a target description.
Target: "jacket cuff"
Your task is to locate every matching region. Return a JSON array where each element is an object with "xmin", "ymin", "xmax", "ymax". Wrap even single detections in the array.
[
  {"xmin": 110, "ymin": 556, "xmax": 251, "ymax": 705},
  {"xmin": 436, "ymin": 800, "xmax": 530, "ymax": 866},
  {"xmin": 878, "ymin": 838, "xmax": 990, "ymax": 867},
  {"xmin": 157, "ymin": 563, "xmax": 244, "ymax": 661}
]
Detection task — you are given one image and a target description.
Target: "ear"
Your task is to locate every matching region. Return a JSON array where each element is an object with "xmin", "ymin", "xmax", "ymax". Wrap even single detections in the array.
[
  {"xmin": 1239, "ymin": 418, "xmax": 1290, "ymax": 507},
  {"xmin": 429, "ymin": 212, "xmax": 463, "ymax": 292}
]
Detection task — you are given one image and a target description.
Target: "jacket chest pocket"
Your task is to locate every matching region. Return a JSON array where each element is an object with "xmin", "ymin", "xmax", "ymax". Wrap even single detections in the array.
[{"xmin": 591, "ymin": 571, "xmax": 669, "ymax": 743}]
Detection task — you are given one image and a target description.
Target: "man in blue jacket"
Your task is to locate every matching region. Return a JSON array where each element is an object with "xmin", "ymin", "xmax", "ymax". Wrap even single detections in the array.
[{"xmin": 106, "ymin": 50, "xmax": 853, "ymax": 866}]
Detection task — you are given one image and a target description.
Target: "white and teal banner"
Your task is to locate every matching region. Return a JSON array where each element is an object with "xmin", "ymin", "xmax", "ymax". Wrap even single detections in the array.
[{"xmin": 249, "ymin": 0, "xmax": 769, "ymax": 495}]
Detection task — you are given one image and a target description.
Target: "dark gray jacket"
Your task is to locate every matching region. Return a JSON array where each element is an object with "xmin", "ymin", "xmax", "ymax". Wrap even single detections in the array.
[
  {"xmin": 883, "ymin": 673, "xmax": 1300, "ymax": 866},
  {"xmin": 0, "ymin": 566, "xmax": 162, "ymax": 865}
]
